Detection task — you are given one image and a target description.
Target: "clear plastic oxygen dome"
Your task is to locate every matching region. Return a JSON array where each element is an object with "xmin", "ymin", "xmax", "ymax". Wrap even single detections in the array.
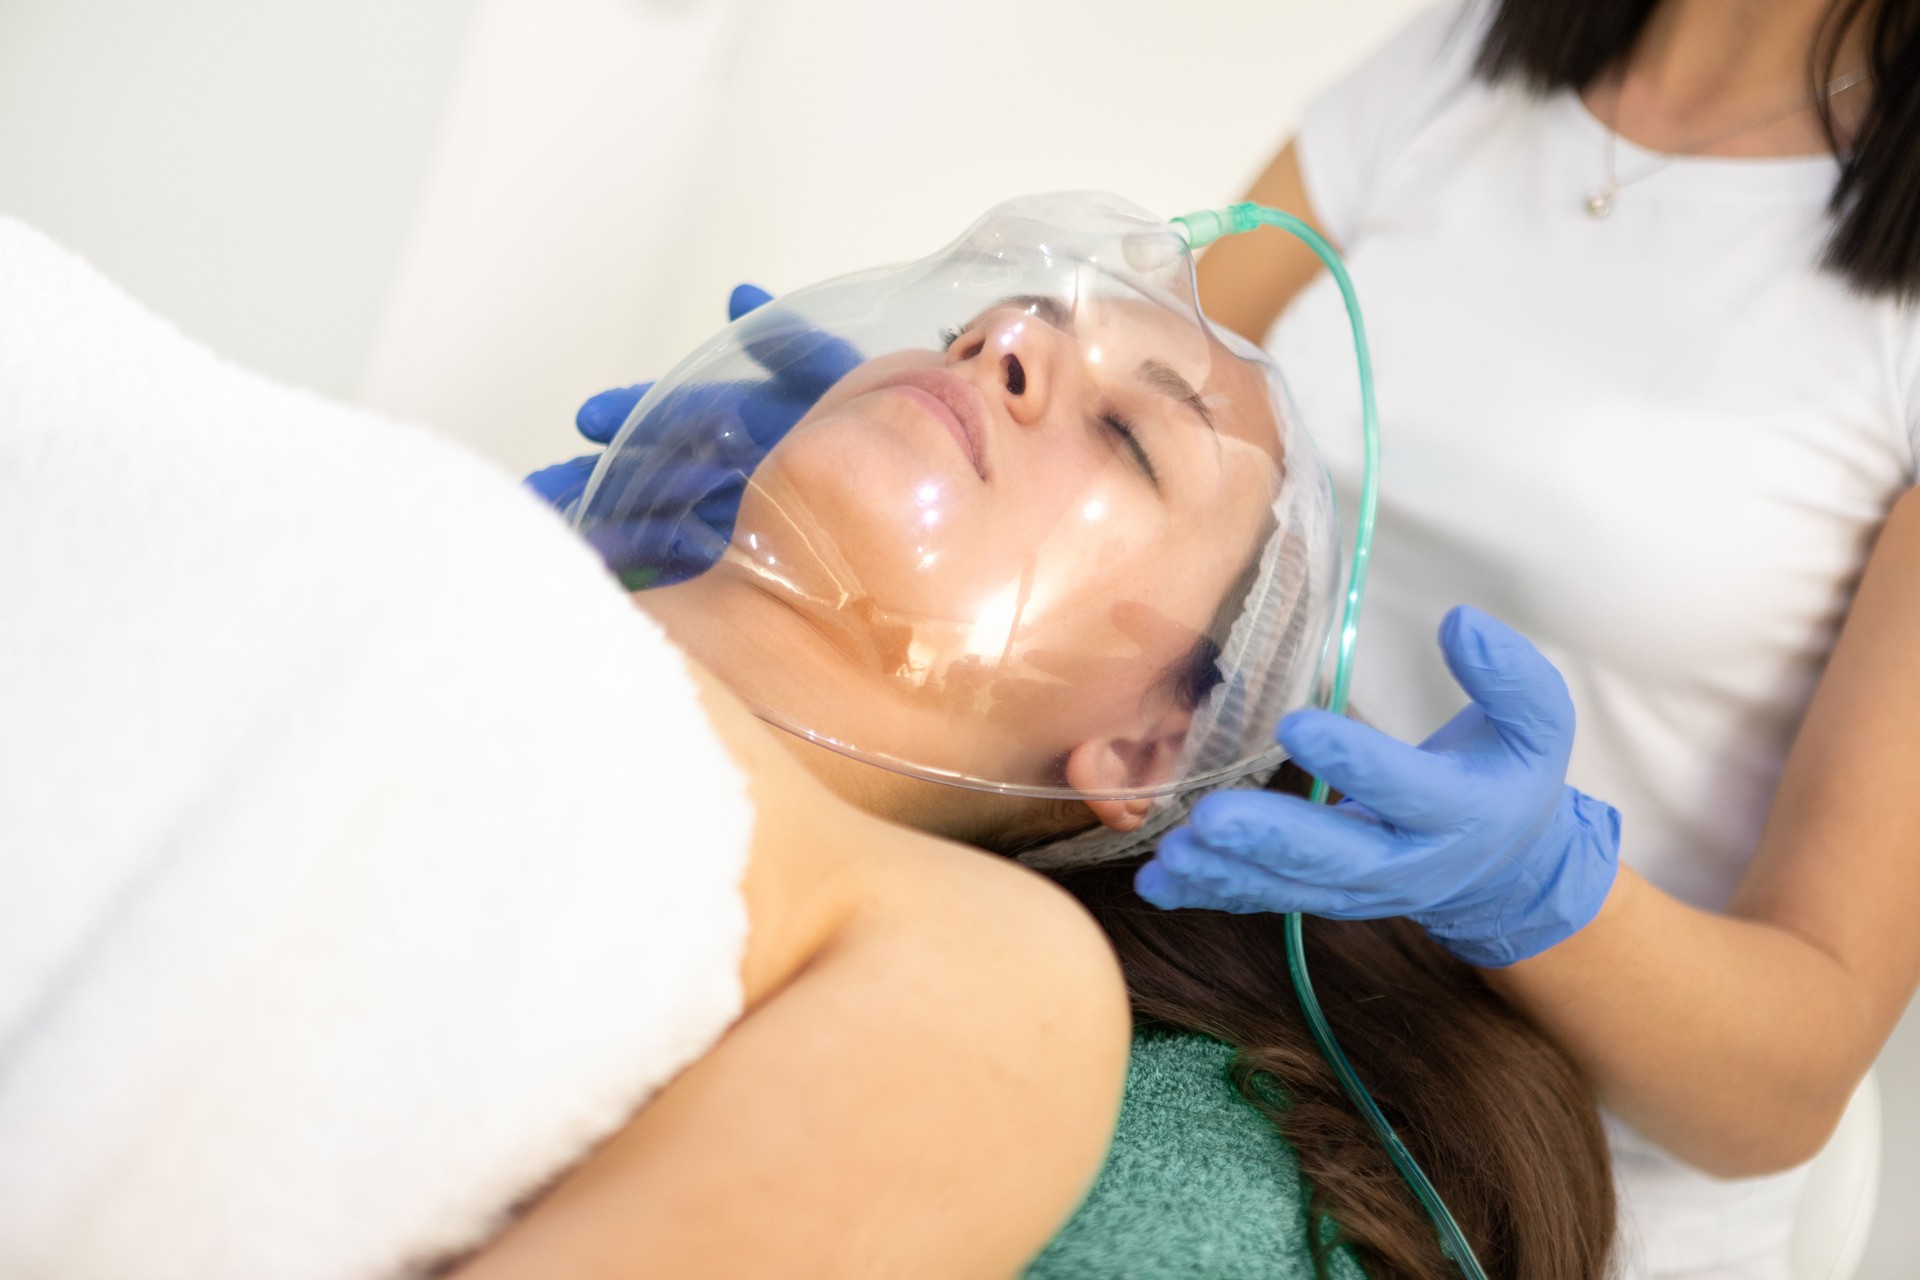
[{"xmin": 576, "ymin": 192, "xmax": 1339, "ymax": 801}]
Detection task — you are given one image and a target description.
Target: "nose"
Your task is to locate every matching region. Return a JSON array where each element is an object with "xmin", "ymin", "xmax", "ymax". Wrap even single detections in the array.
[{"xmin": 945, "ymin": 308, "xmax": 1069, "ymax": 429}]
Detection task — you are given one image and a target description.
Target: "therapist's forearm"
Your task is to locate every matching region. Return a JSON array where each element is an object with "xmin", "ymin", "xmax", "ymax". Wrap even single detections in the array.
[{"xmin": 1483, "ymin": 865, "xmax": 1873, "ymax": 1178}]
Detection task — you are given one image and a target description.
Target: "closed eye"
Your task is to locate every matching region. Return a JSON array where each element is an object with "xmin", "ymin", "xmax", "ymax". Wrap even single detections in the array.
[{"xmin": 1102, "ymin": 412, "xmax": 1160, "ymax": 488}]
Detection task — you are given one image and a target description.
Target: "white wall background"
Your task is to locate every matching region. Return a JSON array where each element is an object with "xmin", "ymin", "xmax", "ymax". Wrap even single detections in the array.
[
  {"xmin": 356, "ymin": 0, "xmax": 1435, "ymax": 474},
  {"xmin": 0, "ymin": 0, "xmax": 476, "ymax": 399},
  {"xmin": 0, "ymin": 1, "xmax": 1914, "ymax": 1273}
]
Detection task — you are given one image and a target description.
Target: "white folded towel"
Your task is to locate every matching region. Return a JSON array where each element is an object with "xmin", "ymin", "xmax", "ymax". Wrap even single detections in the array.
[{"xmin": 0, "ymin": 218, "xmax": 753, "ymax": 1279}]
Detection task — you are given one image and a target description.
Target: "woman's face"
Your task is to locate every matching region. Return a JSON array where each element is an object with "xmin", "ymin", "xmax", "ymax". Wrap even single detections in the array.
[{"xmin": 726, "ymin": 292, "xmax": 1283, "ymax": 799}]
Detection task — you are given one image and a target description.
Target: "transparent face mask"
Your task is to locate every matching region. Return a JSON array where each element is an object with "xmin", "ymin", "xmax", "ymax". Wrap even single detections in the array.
[{"xmin": 576, "ymin": 192, "xmax": 1339, "ymax": 801}]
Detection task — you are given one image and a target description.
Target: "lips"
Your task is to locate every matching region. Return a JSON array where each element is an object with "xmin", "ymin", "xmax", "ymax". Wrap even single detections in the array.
[{"xmin": 877, "ymin": 369, "xmax": 992, "ymax": 480}]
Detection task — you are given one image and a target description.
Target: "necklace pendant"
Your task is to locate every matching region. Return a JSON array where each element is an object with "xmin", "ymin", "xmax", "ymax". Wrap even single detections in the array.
[{"xmin": 1585, "ymin": 188, "xmax": 1614, "ymax": 219}]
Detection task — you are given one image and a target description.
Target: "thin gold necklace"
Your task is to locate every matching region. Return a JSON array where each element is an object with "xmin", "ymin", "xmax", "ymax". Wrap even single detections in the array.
[{"xmin": 1585, "ymin": 69, "xmax": 1866, "ymax": 218}]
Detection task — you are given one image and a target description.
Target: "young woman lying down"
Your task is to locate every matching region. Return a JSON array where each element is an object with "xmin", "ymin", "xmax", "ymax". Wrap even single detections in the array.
[{"xmin": 0, "ymin": 196, "xmax": 1612, "ymax": 1280}]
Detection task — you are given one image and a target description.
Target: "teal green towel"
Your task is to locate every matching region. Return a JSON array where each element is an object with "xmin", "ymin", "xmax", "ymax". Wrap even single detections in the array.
[{"xmin": 1026, "ymin": 1030, "xmax": 1367, "ymax": 1280}]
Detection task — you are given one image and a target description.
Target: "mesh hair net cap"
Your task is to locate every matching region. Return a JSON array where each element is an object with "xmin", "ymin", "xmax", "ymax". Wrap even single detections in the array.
[{"xmin": 577, "ymin": 192, "xmax": 1339, "ymax": 817}]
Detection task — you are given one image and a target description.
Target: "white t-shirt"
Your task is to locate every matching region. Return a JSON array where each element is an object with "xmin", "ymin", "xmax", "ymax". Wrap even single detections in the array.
[{"xmin": 1269, "ymin": 5, "xmax": 1920, "ymax": 1276}]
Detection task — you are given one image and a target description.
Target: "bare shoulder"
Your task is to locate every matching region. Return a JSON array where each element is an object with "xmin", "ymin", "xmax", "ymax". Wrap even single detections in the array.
[
  {"xmin": 855, "ymin": 811, "xmax": 1128, "ymax": 1003},
  {"xmin": 457, "ymin": 816, "xmax": 1129, "ymax": 1280},
  {"xmin": 456, "ymin": 660, "xmax": 1130, "ymax": 1279}
]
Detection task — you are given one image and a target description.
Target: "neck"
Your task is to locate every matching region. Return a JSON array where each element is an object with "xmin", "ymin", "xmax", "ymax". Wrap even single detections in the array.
[
  {"xmin": 633, "ymin": 569, "xmax": 1077, "ymax": 850},
  {"xmin": 1591, "ymin": 0, "xmax": 1871, "ymax": 155}
]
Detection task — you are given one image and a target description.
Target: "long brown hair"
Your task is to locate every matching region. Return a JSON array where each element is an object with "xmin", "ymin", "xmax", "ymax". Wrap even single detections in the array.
[{"xmin": 1046, "ymin": 772, "xmax": 1615, "ymax": 1280}]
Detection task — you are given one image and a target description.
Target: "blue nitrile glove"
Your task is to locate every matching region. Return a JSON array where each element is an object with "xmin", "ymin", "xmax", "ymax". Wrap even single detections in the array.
[
  {"xmin": 1136, "ymin": 606, "xmax": 1620, "ymax": 968},
  {"xmin": 524, "ymin": 283, "xmax": 861, "ymax": 581},
  {"xmin": 525, "ymin": 284, "xmax": 776, "ymax": 512}
]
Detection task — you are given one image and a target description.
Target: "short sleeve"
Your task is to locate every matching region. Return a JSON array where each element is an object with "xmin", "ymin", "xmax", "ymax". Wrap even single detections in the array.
[
  {"xmin": 1901, "ymin": 312, "xmax": 1920, "ymax": 481},
  {"xmin": 1295, "ymin": 0, "xmax": 1490, "ymax": 247}
]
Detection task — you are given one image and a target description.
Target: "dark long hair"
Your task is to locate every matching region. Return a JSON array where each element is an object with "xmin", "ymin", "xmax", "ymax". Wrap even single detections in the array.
[
  {"xmin": 1046, "ymin": 771, "xmax": 1615, "ymax": 1280},
  {"xmin": 1473, "ymin": 0, "xmax": 1920, "ymax": 300}
]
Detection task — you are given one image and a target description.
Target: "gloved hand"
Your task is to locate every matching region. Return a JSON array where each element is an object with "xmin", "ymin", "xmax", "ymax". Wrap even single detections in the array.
[
  {"xmin": 524, "ymin": 283, "xmax": 861, "ymax": 583},
  {"xmin": 525, "ymin": 284, "xmax": 776, "ymax": 512},
  {"xmin": 1136, "ymin": 606, "xmax": 1620, "ymax": 968}
]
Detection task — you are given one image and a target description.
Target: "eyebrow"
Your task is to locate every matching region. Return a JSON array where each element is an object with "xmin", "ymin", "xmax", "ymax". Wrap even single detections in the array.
[
  {"xmin": 1136, "ymin": 359, "xmax": 1216, "ymax": 434},
  {"xmin": 990, "ymin": 295, "xmax": 1217, "ymax": 433}
]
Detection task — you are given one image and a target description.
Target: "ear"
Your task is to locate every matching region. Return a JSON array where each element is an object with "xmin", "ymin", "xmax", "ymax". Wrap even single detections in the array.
[{"xmin": 1062, "ymin": 708, "xmax": 1194, "ymax": 833}]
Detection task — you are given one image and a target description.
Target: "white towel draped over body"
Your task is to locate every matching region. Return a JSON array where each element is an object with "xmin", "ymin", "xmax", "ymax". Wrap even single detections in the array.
[{"xmin": 0, "ymin": 218, "xmax": 754, "ymax": 1279}]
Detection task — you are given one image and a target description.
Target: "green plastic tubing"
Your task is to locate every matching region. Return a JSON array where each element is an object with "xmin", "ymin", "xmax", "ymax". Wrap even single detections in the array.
[{"xmin": 1171, "ymin": 202, "xmax": 1490, "ymax": 1280}]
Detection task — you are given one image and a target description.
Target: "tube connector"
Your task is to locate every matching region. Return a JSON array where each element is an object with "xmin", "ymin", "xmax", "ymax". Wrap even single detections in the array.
[
  {"xmin": 1169, "ymin": 208, "xmax": 1229, "ymax": 249},
  {"xmin": 1169, "ymin": 203, "xmax": 1266, "ymax": 250}
]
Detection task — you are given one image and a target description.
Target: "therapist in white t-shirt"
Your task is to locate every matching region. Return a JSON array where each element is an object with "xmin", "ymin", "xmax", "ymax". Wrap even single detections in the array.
[{"xmin": 1137, "ymin": 1, "xmax": 1920, "ymax": 1278}]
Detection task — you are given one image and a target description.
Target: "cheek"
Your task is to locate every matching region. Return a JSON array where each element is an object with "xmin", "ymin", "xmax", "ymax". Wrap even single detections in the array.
[
  {"xmin": 981, "ymin": 578, "xmax": 1203, "ymax": 749},
  {"xmin": 991, "ymin": 437, "xmax": 1160, "ymax": 551},
  {"xmin": 878, "ymin": 454, "xmax": 1152, "ymax": 612},
  {"xmin": 747, "ymin": 421, "xmax": 1053, "ymax": 629},
  {"xmin": 1032, "ymin": 481, "xmax": 1170, "ymax": 596},
  {"xmin": 1008, "ymin": 531, "xmax": 1207, "ymax": 689},
  {"xmin": 1022, "ymin": 490, "xmax": 1258, "ymax": 685}
]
